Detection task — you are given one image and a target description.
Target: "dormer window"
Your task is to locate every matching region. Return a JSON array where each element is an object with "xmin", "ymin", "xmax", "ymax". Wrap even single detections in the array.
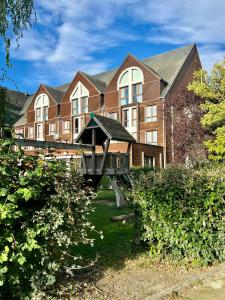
[
  {"xmin": 118, "ymin": 67, "xmax": 143, "ymax": 106},
  {"xmin": 71, "ymin": 82, "xmax": 89, "ymax": 116},
  {"xmin": 34, "ymin": 94, "xmax": 49, "ymax": 122}
]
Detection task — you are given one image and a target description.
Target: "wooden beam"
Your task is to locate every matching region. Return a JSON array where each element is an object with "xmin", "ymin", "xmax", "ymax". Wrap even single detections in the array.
[
  {"xmin": 91, "ymin": 128, "xmax": 96, "ymax": 174},
  {"xmin": 13, "ymin": 138, "xmax": 94, "ymax": 151},
  {"xmin": 100, "ymin": 138, "xmax": 110, "ymax": 173},
  {"xmin": 81, "ymin": 154, "xmax": 87, "ymax": 174}
]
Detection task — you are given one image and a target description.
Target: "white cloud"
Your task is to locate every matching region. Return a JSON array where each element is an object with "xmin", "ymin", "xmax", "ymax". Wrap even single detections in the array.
[{"xmin": 10, "ymin": 0, "xmax": 225, "ymax": 89}]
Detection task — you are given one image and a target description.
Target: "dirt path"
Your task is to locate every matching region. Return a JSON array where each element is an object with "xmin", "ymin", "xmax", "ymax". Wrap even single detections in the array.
[{"xmin": 77, "ymin": 257, "xmax": 219, "ymax": 300}]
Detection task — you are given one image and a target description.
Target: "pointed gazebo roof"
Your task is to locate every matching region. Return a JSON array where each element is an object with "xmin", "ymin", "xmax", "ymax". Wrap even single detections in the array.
[{"xmin": 75, "ymin": 113, "xmax": 136, "ymax": 146}]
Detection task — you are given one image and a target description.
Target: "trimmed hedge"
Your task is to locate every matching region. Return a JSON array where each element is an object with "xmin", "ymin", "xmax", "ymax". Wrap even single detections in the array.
[{"xmin": 130, "ymin": 165, "xmax": 225, "ymax": 265}]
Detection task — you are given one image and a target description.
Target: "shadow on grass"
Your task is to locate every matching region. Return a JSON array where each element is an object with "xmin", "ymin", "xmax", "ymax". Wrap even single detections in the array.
[{"xmin": 72, "ymin": 189, "xmax": 144, "ymax": 282}]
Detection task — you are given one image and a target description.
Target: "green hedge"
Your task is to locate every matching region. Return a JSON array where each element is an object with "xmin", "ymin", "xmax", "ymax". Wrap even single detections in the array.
[
  {"xmin": 0, "ymin": 139, "xmax": 98, "ymax": 298},
  {"xmin": 130, "ymin": 165, "xmax": 225, "ymax": 265}
]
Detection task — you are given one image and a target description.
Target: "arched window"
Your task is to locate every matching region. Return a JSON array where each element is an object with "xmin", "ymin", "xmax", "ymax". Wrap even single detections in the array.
[
  {"xmin": 117, "ymin": 67, "xmax": 143, "ymax": 105},
  {"xmin": 34, "ymin": 94, "xmax": 49, "ymax": 122},
  {"xmin": 70, "ymin": 81, "xmax": 89, "ymax": 116}
]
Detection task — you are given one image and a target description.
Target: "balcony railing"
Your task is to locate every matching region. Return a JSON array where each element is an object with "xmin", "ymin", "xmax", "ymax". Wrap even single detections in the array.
[{"xmin": 78, "ymin": 152, "xmax": 129, "ymax": 175}]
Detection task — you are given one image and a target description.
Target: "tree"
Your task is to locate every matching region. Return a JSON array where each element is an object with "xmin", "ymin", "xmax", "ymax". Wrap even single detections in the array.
[
  {"xmin": 165, "ymin": 88, "xmax": 206, "ymax": 164},
  {"xmin": 0, "ymin": 0, "xmax": 34, "ymax": 67},
  {"xmin": 188, "ymin": 59, "xmax": 225, "ymax": 160}
]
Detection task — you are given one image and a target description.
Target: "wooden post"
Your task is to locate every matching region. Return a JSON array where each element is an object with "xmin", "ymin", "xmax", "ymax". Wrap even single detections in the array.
[
  {"xmin": 100, "ymin": 138, "xmax": 110, "ymax": 173},
  {"xmin": 92, "ymin": 128, "xmax": 96, "ymax": 174}
]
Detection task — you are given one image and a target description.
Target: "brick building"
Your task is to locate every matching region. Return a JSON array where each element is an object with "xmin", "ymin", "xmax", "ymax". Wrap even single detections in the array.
[{"xmin": 14, "ymin": 44, "xmax": 201, "ymax": 167}]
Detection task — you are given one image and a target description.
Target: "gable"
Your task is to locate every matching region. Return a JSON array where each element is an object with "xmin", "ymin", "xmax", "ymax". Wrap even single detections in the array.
[
  {"xmin": 60, "ymin": 72, "xmax": 101, "ymax": 105},
  {"xmin": 27, "ymin": 85, "xmax": 58, "ymax": 113},
  {"xmin": 105, "ymin": 54, "xmax": 162, "ymax": 93}
]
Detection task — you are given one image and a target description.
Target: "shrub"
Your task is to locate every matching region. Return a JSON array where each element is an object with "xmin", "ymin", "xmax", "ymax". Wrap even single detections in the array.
[
  {"xmin": 130, "ymin": 165, "xmax": 225, "ymax": 265},
  {"xmin": 0, "ymin": 139, "xmax": 99, "ymax": 298}
]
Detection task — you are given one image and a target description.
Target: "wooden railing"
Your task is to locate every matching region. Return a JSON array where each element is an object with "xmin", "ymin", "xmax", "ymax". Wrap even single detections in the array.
[{"xmin": 79, "ymin": 152, "xmax": 130, "ymax": 175}]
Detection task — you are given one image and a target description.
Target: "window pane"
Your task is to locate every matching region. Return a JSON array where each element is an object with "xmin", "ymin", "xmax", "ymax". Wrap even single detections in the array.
[
  {"xmin": 132, "ymin": 69, "xmax": 142, "ymax": 82},
  {"xmin": 72, "ymin": 87, "xmax": 79, "ymax": 98},
  {"xmin": 43, "ymin": 106, "xmax": 48, "ymax": 121},
  {"xmin": 132, "ymin": 108, "xmax": 137, "ymax": 127},
  {"xmin": 81, "ymin": 96, "xmax": 88, "ymax": 113},
  {"xmin": 144, "ymin": 156, "xmax": 154, "ymax": 167},
  {"xmin": 132, "ymin": 83, "xmax": 142, "ymax": 103},
  {"xmin": 122, "ymin": 110, "xmax": 129, "ymax": 127},
  {"xmin": 146, "ymin": 130, "xmax": 157, "ymax": 144},
  {"xmin": 49, "ymin": 123, "xmax": 56, "ymax": 134},
  {"xmin": 107, "ymin": 112, "xmax": 117, "ymax": 120},
  {"xmin": 64, "ymin": 121, "xmax": 70, "ymax": 133},
  {"xmin": 72, "ymin": 99, "xmax": 79, "ymax": 115},
  {"xmin": 120, "ymin": 86, "xmax": 129, "ymax": 105},
  {"xmin": 36, "ymin": 108, "xmax": 41, "ymax": 121},
  {"xmin": 145, "ymin": 105, "xmax": 157, "ymax": 122},
  {"xmin": 120, "ymin": 71, "xmax": 129, "ymax": 85},
  {"xmin": 74, "ymin": 118, "xmax": 79, "ymax": 134}
]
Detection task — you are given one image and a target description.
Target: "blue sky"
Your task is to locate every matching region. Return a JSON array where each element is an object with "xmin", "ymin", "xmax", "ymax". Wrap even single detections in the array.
[{"xmin": 1, "ymin": 0, "xmax": 225, "ymax": 94}]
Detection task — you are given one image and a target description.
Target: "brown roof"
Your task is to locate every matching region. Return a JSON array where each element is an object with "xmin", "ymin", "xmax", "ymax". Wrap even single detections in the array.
[{"xmin": 76, "ymin": 114, "xmax": 136, "ymax": 145}]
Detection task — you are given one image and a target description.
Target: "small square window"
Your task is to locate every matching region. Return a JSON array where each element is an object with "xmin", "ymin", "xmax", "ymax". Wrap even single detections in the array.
[{"xmin": 146, "ymin": 130, "xmax": 157, "ymax": 145}]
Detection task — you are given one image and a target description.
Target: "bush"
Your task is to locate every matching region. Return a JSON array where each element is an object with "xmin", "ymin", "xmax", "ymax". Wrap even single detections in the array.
[
  {"xmin": 130, "ymin": 165, "xmax": 225, "ymax": 265},
  {"xmin": 0, "ymin": 140, "xmax": 99, "ymax": 298}
]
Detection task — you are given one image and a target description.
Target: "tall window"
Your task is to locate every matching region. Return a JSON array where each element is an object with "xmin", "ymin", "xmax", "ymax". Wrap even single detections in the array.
[
  {"xmin": 118, "ymin": 67, "xmax": 143, "ymax": 105},
  {"xmin": 146, "ymin": 130, "xmax": 158, "ymax": 145},
  {"xmin": 122, "ymin": 107, "xmax": 137, "ymax": 140},
  {"xmin": 36, "ymin": 124, "xmax": 44, "ymax": 141},
  {"xmin": 34, "ymin": 94, "xmax": 49, "ymax": 122},
  {"xmin": 28, "ymin": 126, "xmax": 34, "ymax": 139},
  {"xmin": 49, "ymin": 123, "xmax": 56, "ymax": 135},
  {"xmin": 70, "ymin": 81, "xmax": 89, "ymax": 115},
  {"xmin": 145, "ymin": 105, "xmax": 157, "ymax": 122},
  {"xmin": 63, "ymin": 121, "xmax": 70, "ymax": 134}
]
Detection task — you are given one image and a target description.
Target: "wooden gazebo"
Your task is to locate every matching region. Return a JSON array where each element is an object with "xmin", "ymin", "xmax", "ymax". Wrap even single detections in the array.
[{"xmin": 76, "ymin": 113, "xmax": 136, "ymax": 176}]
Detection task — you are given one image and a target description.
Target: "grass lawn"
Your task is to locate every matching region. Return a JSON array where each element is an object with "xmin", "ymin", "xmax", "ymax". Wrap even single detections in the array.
[{"xmin": 74, "ymin": 189, "xmax": 136, "ymax": 268}]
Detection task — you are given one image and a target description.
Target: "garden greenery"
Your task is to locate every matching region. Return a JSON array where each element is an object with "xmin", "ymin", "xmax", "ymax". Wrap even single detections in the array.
[
  {"xmin": 0, "ymin": 139, "xmax": 99, "ymax": 299},
  {"xmin": 130, "ymin": 165, "xmax": 225, "ymax": 265}
]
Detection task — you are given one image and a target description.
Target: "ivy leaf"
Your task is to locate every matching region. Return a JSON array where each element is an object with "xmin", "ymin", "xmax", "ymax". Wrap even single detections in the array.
[
  {"xmin": 0, "ymin": 188, "xmax": 7, "ymax": 197},
  {"xmin": 17, "ymin": 188, "xmax": 33, "ymax": 201}
]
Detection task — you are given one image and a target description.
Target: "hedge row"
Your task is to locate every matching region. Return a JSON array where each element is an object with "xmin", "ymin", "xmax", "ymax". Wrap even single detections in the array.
[{"xmin": 130, "ymin": 165, "xmax": 225, "ymax": 265}]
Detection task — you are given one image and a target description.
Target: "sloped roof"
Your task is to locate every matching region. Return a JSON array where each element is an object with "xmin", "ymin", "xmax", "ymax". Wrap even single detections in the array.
[
  {"xmin": 14, "ymin": 95, "xmax": 34, "ymax": 126},
  {"xmin": 80, "ymin": 71, "xmax": 106, "ymax": 93},
  {"xmin": 76, "ymin": 114, "xmax": 136, "ymax": 145},
  {"xmin": 43, "ymin": 85, "xmax": 65, "ymax": 103},
  {"xmin": 75, "ymin": 44, "xmax": 195, "ymax": 97},
  {"xmin": 143, "ymin": 44, "xmax": 195, "ymax": 97}
]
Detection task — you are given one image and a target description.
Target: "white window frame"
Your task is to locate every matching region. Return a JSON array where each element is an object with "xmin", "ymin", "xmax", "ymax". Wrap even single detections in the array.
[
  {"xmin": 36, "ymin": 123, "xmax": 44, "ymax": 141},
  {"xmin": 122, "ymin": 106, "xmax": 137, "ymax": 140},
  {"xmin": 146, "ymin": 130, "xmax": 158, "ymax": 145},
  {"xmin": 73, "ymin": 116, "xmax": 84, "ymax": 140},
  {"xmin": 34, "ymin": 93, "xmax": 49, "ymax": 122},
  {"xmin": 117, "ymin": 67, "xmax": 144, "ymax": 105},
  {"xmin": 49, "ymin": 123, "xmax": 56, "ymax": 135},
  {"xmin": 15, "ymin": 128, "xmax": 24, "ymax": 139},
  {"xmin": 143, "ymin": 155, "xmax": 155, "ymax": 167},
  {"xmin": 28, "ymin": 126, "xmax": 34, "ymax": 139},
  {"xmin": 70, "ymin": 81, "xmax": 89, "ymax": 116},
  {"xmin": 145, "ymin": 105, "xmax": 157, "ymax": 122},
  {"xmin": 63, "ymin": 120, "xmax": 70, "ymax": 134},
  {"xmin": 106, "ymin": 112, "xmax": 118, "ymax": 120}
]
